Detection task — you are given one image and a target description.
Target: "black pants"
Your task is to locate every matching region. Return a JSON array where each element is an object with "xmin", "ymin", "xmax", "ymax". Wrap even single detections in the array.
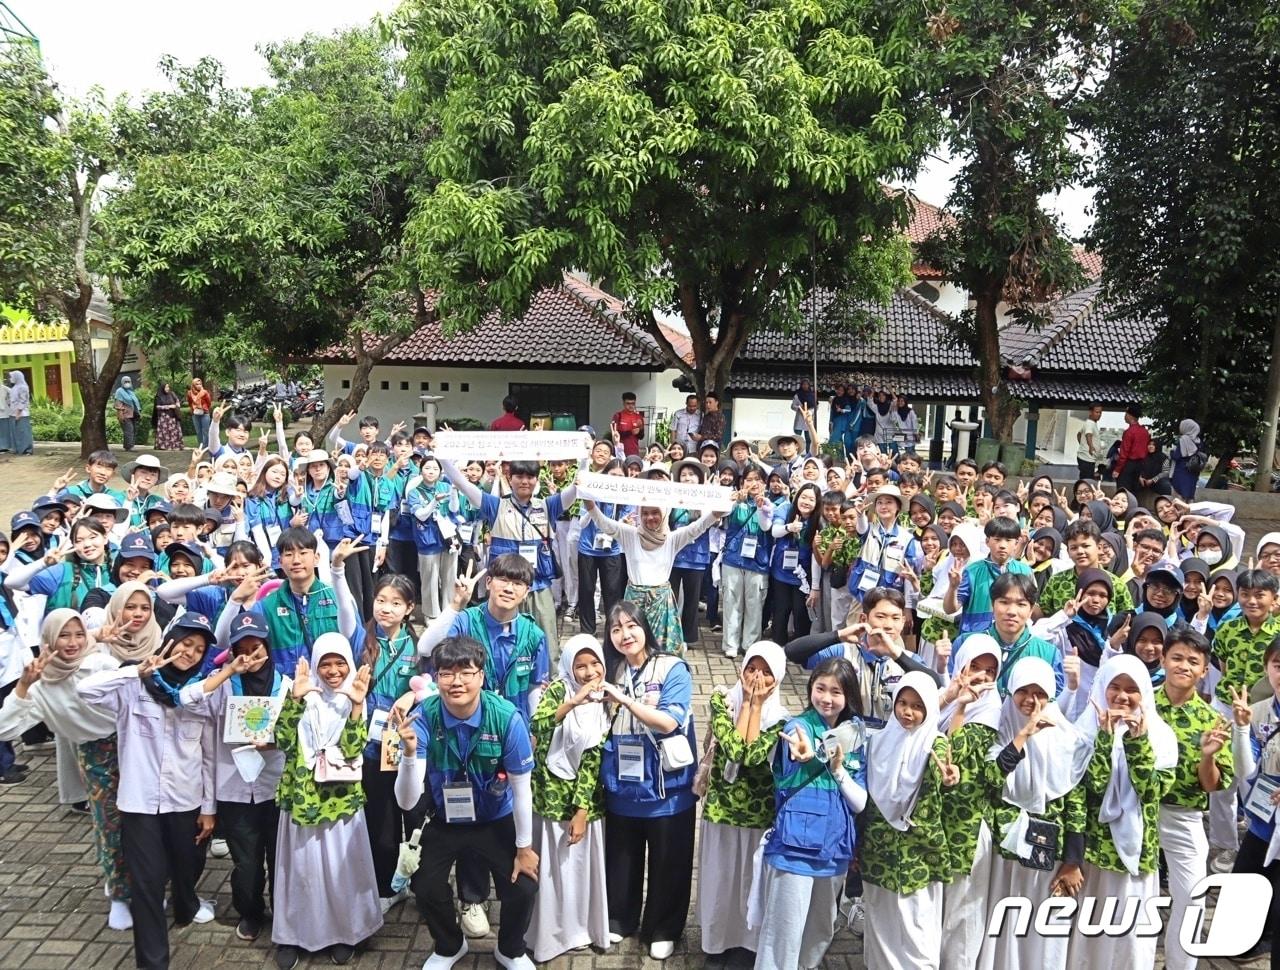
[
  {"xmin": 1234, "ymin": 830, "xmax": 1280, "ymax": 966},
  {"xmin": 411, "ymin": 814, "xmax": 537, "ymax": 959},
  {"xmin": 218, "ymin": 799, "xmax": 278, "ymax": 922},
  {"xmin": 363, "ymin": 758, "xmax": 428, "ymax": 896},
  {"xmin": 577, "ymin": 553, "xmax": 624, "ymax": 635},
  {"xmin": 669, "ymin": 566, "xmax": 704, "ymax": 645},
  {"xmin": 388, "ymin": 538, "xmax": 420, "ymax": 600},
  {"xmin": 121, "ymin": 417, "xmax": 137, "ymax": 451},
  {"xmin": 604, "ymin": 807, "xmax": 696, "ymax": 944},
  {"xmin": 704, "ymin": 561, "xmax": 720, "ymax": 624},
  {"xmin": 1117, "ymin": 463, "xmax": 1142, "ymax": 494},
  {"xmin": 1077, "ymin": 457, "xmax": 1101, "ymax": 480},
  {"xmin": 121, "ymin": 809, "xmax": 208, "ymax": 970},
  {"xmin": 770, "ymin": 579, "xmax": 811, "ymax": 642},
  {"xmin": 345, "ymin": 547, "xmax": 376, "ymax": 619}
]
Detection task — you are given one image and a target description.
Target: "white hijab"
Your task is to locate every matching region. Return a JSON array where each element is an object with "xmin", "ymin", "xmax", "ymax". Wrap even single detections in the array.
[
  {"xmin": 298, "ymin": 632, "xmax": 361, "ymax": 770},
  {"xmin": 546, "ymin": 634, "xmax": 611, "ymax": 780},
  {"xmin": 868, "ymin": 671, "xmax": 941, "ymax": 832},
  {"xmin": 724, "ymin": 640, "xmax": 789, "ymax": 729},
  {"xmin": 940, "ymin": 634, "xmax": 1003, "ymax": 732},
  {"xmin": 994, "ymin": 657, "xmax": 1081, "ymax": 814},
  {"xmin": 1074, "ymin": 654, "xmax": 1178, "ymax": 876}
]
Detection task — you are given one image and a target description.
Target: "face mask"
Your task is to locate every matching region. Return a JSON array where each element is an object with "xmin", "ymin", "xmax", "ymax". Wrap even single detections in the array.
[{"xmin": 1199, "ymin": 549, "xmax": 1223, "ymax": 566}]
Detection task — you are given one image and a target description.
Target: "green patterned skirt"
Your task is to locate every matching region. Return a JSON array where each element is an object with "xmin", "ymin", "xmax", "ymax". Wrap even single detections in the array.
[{"xmin": 624, "ymin": 583, "xmax": 685, "ymax": 655}]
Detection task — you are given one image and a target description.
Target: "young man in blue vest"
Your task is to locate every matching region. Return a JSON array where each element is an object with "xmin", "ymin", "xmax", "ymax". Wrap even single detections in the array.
[{"xmin": 395, "ymin": 635, "xmax": 537, "ymax": 970}]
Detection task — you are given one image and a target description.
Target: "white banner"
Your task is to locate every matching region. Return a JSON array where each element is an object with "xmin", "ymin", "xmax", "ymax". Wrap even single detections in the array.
[
  {"xmin": 574, "ymin": 470, "xmax": 734, "ymax": 512},
  {"xmin": 431, "ymin": 430, "xmax": 591, "ymax": 461}
]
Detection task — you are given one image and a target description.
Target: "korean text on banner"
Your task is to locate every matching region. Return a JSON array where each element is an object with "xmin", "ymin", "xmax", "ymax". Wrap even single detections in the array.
[
  {"xmin": 431, "ymin": 431, "xmax": 591, "ymax": 461},
  {"xmin": 574, "ymin": 470, "xmax": 734, "ymax": 513}
]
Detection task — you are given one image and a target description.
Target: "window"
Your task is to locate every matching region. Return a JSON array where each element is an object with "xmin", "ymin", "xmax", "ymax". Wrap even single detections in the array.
[
  {"xmin": 341, "ymin": 379, "xmax": 350, "ymax": 389},
  {"xmin": 380, "ymin": 381, "xmax": 389, "ymax": 391},
  {"xmin": 420, "ymin": 382, "xmax": 429, "ymax": 391},
  {"xmin": 912, "ymin": 280, "xmax": 941, "ymax": 304},
  {"xmin": 441, "ymin": 382, "xmax": 450, "ymax": 391},
  {"xmin": 508, "ymin": 382, "xmax": 591, "ymax": 429},
  {"xmin": 400, "ymin": 381, "xmax": 409, "ymax": 391},
  {"xmin": 461, "ymin": 383, "xmax": 470, "ymax": 393}
]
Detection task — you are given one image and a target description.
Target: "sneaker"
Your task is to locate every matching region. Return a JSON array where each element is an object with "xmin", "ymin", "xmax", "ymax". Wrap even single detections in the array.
[
  {"xmin": 22, "ymin": 739, "xmax": 54, "ymax": 752},
  {"xmin": 235, "ymin": 918, "xmax": 262, "ymax": 941},
  {"xmin": 709, "ymin": 622, "xmax": 722, "ymax": 632},
  {"xmin": 329, "ymin": 943, "xmax": 355, "ymax": 965},
  {"xmin": 422, "ymin": 938, "xmax": 469, "ymax": 969},
  {"xmin": 564, "ymin": 606, "xmax": 577, "ymax": 622},
  {"xmin": 108, "ymin": 900, "xmax": 133, "ymax": 931},
  {"xmin": 68, "ymin": 801, "xmax": 90, "ymax": 814},
  {"xmin": 209, "ymin": 838, "xmax": 230, "ymax": 858},
  {"xmin": 192, "ymin": 899, "xmax": 216, "ymax": 924},
  {"xmin": 275, "ymin": 945, "xmax": 301, "ymax": 970},
  {"xmin": 8, "ymin": 762, "xmax": 27, "ymax": 773},
  {"xmin": 842, "ymin": 895, "xmax": 865, "ymax": 937},
  {"xmin": 494, "ymin": 949, "xmax": 536, "ymax": 970},
  {"xmin": 458, "ymin": 901, "xmax": 490, "ymax": 938},
  {"xmin": 608, "ymin": 932, "xmax": 624, "ymax": 945},
  {"xmin": 379, "ymin": 887, "xmax": 409, "ymax": 914},
  {"xmin": 0, "ymin": 772, "xmax": 24, "ymax": 785},
  {"xmin": 650, "ymin": 941, "xmax": 675, "ymax": 960},
  {"xmin": 723, "ymin": 647, "xmax": 738, "ymax": 659},
  {"xmin": 1210, "ymin": 848, "xmax": 1238, "ymax": 874}
]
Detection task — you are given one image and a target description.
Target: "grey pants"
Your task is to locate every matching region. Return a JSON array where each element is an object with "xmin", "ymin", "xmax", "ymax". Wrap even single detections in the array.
[
  {"xmin": 523, "ymin": 586, "xmax": 560, "ymax": 660},
  {"xmin": 720, "ymin": 566, "xmax": 767, "ymax": 657},
  {"xmin": 418, "ymin": 552, "xmax": 446, "ymax": 619},
  {"xmin": 753, "ymin": 866, "xmax": 841, "ymax": 970}
]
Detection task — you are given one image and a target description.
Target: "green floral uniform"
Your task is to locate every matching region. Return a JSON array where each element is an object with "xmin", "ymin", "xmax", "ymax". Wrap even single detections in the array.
[
  {"xmin": 919, "ymin": 569, "xmax": 958, "ymax": 644},
  {"xmin": 1154, "ymin": 689, "xmax": 1233, "ymax": 810},
  {"xmin": 1212, "ymin": 616, "xmax": 1280, "ymax": 705},
  {"xmin": 702, "ymin": 691, "xmax": 782, "ymax": 829},
  {"xmin": 986, "ymin": 753, "xmax": 1087, "ymax": 864},
  {"xmin": 860, "ymin": 735, "xmax": 952, "ymax": 894},
  {"xmin": 274, "ymin": 695, "xmax": 368, "ymax": 825},
  {"xmin": 940, "ymin": 722, "xmax": 998, "ymax": 877},
  {"xmin": 1081, "ymin": 731, "xmax": 1174, "ymax": 874},
  {"xmin": 529, "ymin": 680, "xmax": 605, "ymax": 823},
  {"xmin": 1040, "ymin": 567, "xmax": 1134, "ymax": 617}
]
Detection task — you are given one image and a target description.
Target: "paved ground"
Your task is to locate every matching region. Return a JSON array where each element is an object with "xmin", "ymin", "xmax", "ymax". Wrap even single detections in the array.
[{"xmin": 2, "ymin": 447, "xmax": 1278, "ymax": 969}]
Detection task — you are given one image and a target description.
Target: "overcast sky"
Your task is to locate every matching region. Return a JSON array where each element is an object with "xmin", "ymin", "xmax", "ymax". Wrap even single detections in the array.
[{"xmin": 19, "ymin": 0, "xmax": 1092, "ymax": 236}]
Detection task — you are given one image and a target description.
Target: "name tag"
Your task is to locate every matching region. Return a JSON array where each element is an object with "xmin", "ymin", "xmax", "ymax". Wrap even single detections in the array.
[
  {"xmin": 371, "ymin": 513, "xmax": 385, "ymax": 535},
  {"xmin": 400, "ymin": 499, "xmax": 409, "ymax": 516},
  {"xmin": 595, "ymin": 533, "xmax": 614, "ymax": 551},
  {"xmin": 459, "ymin": 523, "xmax": 474, "ymax": 544},
  {"xmin": 368, "ymin": 708, "xmax": 389, "ymax": 743},
  {"xmin": 618, "ymin": 742, "xmax": 645, "ymax": 783},
  {"xmin": 858, "ymin": 567, "xmax": 880, "ymax": 592},
  {"xmin": 782, "ymin": 549, "xmax": 800, "ymax": 570},
  {"xmin": 740, "ymin": 535, "xmax": 758, "ymax": 559},
  {"xmin": 518, "ymin": 542, "xmax": 539, "ymax": 566},
  {"xmin": 265, "ymin": 523, "xmax": 282, "ymax": 546},
  {"xmin": 216, "ymin": 523, "xmax": 236, "ymax": 547},
  {"xmin": 1247, "ymin": 775, "xmax": 1278, "ymax": 821},
  {"xmin": 335, "ymin": 499, "xmax": 355, "ymax": 527},
  {"xmin": 443, "ymin": 783, "xmax": 477, "ymax": 823},
  {"xmin": 883, "ymin": 545, "xmax": 904, "ymax": 573}
]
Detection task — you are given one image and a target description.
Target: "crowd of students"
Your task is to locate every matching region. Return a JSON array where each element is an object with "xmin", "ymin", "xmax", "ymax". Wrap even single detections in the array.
[{"xmin": 0, "ymin": 409, "xmax": 1278, "ymax": 970}]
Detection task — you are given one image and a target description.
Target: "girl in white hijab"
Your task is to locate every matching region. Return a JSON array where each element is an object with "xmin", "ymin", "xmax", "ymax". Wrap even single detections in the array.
[
  {"xmin": 862, "ymin": 671, "xmax": 956, "ymax": 970},
  {"xmin": 1069, "ymin": 654, "xmax": 1177, "ymax": 970},
  {"xmin": 936, "ymin": 634, "xmax": 1002, "ymax": 970},
  {"xmin": 698, "ymin": 641, "xmax": 788, "ymax": 957},
  {"xmin": 526, "ymin": 633, "xmax": 611, "ymax": 962},
  {"xmin": 984, "ymin": 657, "xmax": 1086, "ymax": 970}
]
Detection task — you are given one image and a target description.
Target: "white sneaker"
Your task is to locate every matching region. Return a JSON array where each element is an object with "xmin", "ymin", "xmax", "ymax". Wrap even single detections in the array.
[
  {"xmin": 458, "ymin": 901, "xmax": 490, "ymax": 938},
  {"xmin": 846, "ymin": 898, "xmax": 865, "ymax": 937},
  {"xmin": 422, "ymin": 938, "xmax": 468, "ymax": 969},
  {"xmin": 209, "ymin": 838, "xmax": 230, "ymax": 858},
  {"xmin": 723, "ymin": 647, "xmax": 738, "ymax": 659},
  {"xmin": 380, "ymin": 887, "xmax": 409, "ymax": 914},
  {"xmin": 650, "ymin": 940, "xmax": 675, "ymax": 960},
  {"xmin": 192, "ymin": 899, "xmax": 216, "ymax": 924},
  {"xmin": 608, "ymin": 932, "xmax": 624, "ymax": 945},
  {"xmin": 108, "ymin": 900, "xmax": 132, "ymax": 931},
  {"xmin": 494, "ymin": 950, "xmax": 536, "ymax": 970},
  {"xmin": 1210, "ymin": 848, "xmax": 1237, "ymax": 874}
]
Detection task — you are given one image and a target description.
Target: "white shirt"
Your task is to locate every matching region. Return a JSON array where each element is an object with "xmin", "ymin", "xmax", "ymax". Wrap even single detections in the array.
[
  {"xmin": 588, "ymin": 506, "xmax": 716, "ymax": 586},
  {"xmin": 179, "ymin": 679, "xmax": 288, "ymax": 805},
  {"xmin": 1077, "ymin": 418, "xmax": 1100, "ymax": 460},
  {"xmin": 0, "ymin": 652, "xmax": 119, "ymax": 744}
]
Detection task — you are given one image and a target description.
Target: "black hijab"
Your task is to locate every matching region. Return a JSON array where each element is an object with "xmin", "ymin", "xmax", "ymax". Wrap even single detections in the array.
[
  {"xmin": 1065, "ymin": 567, "xmax": 1113, "ymax": 667},
  {"xmin": 1085, "ymin": 500, "xmax": 1117, "ymax": 535}
]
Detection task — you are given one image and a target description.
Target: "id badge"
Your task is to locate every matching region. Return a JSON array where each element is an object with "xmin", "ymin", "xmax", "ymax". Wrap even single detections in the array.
[
  {"xmin": 443, "ymin": 783, "xmax": 477, "ymax": 822},
  {"xmin": 265, "ymin": 523, "xmax": 282, "ymax": 546},
  {"xmin": 368, "ymin": 708, "xmax": 389, "ymax": 743},
  {"xmin": 858, "ymin": 568, "xmax": 880, "ymax": 593},
  {"xmin": 1247, "ymin": 775, "xmax": 1278, "ymax": 821},
  {"xmin": 380, "ymin": 732, "xmax": 402, "ymax": 772},
  {"xmin": 518, "ymin": 542, "xmax": 539, "ymax": 566},
  {"xmin": 216, "ymin": 523, "xmax": 236, "ymax": 547},
  {"xmin": 618, "ymin": 742, "xmax": 645, "ymax": 783},
  {"xmin": 595, "ymin": 533, "xmax": 614, "ymax": 551},
  {"xmin": 370, "ymin": 512, "xmax": 385, "ymax": 536},
  {"xmin": 335, "ymin": 499, "xmax": 355, "ymax": 527},
  {"xmin": 400, "ymin": 499, "xmax": 409, "ymax": 516},
  {"xmin": 740, "ymin": 535, "xmax": 758, "ymax": 559},
  {"xmin": 782, "ymin": 549, "xmax": 800, "ymax": 570},
  {"xmin": 459, "ymin": 523, "xmax": 475, "ymax": 544},
  {"xmin": 883, "ymin": 545, "xmax": 904, "ymax": 573}
]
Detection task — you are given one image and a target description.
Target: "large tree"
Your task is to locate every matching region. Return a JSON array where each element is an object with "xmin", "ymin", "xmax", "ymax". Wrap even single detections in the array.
[
  {"xmin": 916, "ymin": 1, "xmax": 1104, "ymax": 441},
  {"xmin": 0, "ymin": 44, "xmax": 142, "ymax": 455},
  {"xmin": 390, "ymin": 0, "xmax": 936, "ymax": 400},
  {"xmin": 110, "ymin": 28, "xmax": 424, "ymax": 440},
  {"xmin": 1089, "ymin": 1, "xmax": 1280, "ymax": 487}
]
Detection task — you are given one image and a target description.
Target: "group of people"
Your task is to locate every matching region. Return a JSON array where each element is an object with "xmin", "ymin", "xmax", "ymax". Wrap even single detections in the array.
[{"xmin": 0, "ymin": 397, "xmax": 1277, "ymax": 970}]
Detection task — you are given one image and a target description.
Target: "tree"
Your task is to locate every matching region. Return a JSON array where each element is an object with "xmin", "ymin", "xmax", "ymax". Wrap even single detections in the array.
[
  {"xmin": 390, "ymin": 0, "xmax": 936, "ymax": 401},
  {"xmin": 109, "ymin": 29, "xmax": 425, "ymax": 441},
  {"xmin": 915, "ymin": 1, "xmax": 1103, "ymax": 441},
  {"xmin": 0, "ymin": 43, "xmax": 141, "ymax": 455},
  {"xmin": 1088, "ymin": 1, "xmax": 1280, "ymax": 488}
]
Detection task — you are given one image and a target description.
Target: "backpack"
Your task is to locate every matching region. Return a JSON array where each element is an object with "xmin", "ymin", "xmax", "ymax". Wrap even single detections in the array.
[{"xmin": 1185, "ymin": 441, "xmax": 1208, "ymax": 474}]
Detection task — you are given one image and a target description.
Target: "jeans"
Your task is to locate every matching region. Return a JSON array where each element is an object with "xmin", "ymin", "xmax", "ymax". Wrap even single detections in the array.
[{"xmin": 191, "ymin": 412, "xmax": 210, "ymax": 449}]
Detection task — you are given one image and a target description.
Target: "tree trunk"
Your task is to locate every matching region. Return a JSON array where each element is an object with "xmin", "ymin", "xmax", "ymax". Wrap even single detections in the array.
[
  {"xmin": 307, "ymin": 328, "xmax": 412, "ymax": 441},
  {"xmin": 63, "ymin": 284, "xmax": 132, "ymax": 459},
  {"xmin": 1208, "ymin": 446, "xmax": 1237, "ymax": 490},
  {"xmin": 973, "ymin": 287, "xmax": 1018, "ymax": 442},
  {"xmin": 1254, "ymin": 314, "xmax": 1280, "ymax": 492}
]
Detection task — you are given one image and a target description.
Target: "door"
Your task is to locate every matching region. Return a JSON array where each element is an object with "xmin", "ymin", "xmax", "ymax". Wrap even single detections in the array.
[{"xmin": 43, "ymin": 364, "xmax": 63, "ymax": 405}]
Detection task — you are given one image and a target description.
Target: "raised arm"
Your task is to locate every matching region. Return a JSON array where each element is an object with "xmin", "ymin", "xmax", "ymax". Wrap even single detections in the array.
[{"xmin": 441, "ymin": 457, "xmax": 484, "ymax": 507}]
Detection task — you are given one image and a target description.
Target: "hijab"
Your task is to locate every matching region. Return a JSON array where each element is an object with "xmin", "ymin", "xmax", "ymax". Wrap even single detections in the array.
[
  {"xmin": 546, "ymin": 635, "xmax": 610, "ymax": 780},
  {"xmin": 873, "ymin": 391, "xmax": 892, "ymax": 417},
  {"xmin": 1178, "ymin": 419, "xmax": 1200, "ymax": 458},
  {"xmin": 1125, "ymin": 612, "xmax": 1169, "ymax": 682},
  {"xmin": 1085, "ymin": 500, "xmax": 1117, "ymax": 535},
  {"xmin": 102, "ymin": 581, "xmax": 162, "ymax": 663},
  {"xmin": 37, "ymin": 609, "xmax": 89, "ymax": 684},
  {"xmin": 235, "ymin": 642, "xmax": 277, "ymax": 698},
  {"xmin": 724, "ymin": 640, "xmax": 789, "ymax": 729},
  {"xmin": 1074, "ymin": 654, "xmax": 1178, "ymax": 876},
  {"xmin": 143, "ymin": 623, "xmax": 210, "ymax": 706},
  {"xmin": 909, "ymin": 494, "xmax": 936, "ymax": 522},
  {"xmin": 896, "ymin": 396, "xmax": 912, "ymax": 421},
  {"xmin": 940, "ymin": 634, "xmax": 1002, "ymax": 732},
  {"xmin": 994, "ymin": 657, "xmax": 1081, "ymax": 815},
  {"xmin": 1030, "ymin": 526, "xmax": 1062, "ymax": 561},
  {"xmin": 1099, "ymin": 532, "xmax": 1128, "ymax": 575},
  {"xmin": 7, "ymin": 371, "xmax": 29, "ymax": 410},
  {"xmin": 298, "ymin": 632, "xmax": 361, "ymax": 769},
  {"xmin": 1067, "ymin": 568, "xmax": 1113, "ymax": 667},
  {"xmin": 868, "ymin": 671, "xmax": 941, "ymax": 831},
  {"xmin": 637, "ymin": 506, "xmax": 670, "ymax": 551}
]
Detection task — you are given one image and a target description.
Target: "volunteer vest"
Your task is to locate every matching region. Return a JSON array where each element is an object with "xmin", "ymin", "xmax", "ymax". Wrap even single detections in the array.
[
  {"xmin": 421, "ymin": 690, "xmax": 519, "ymax": 822},
  {"xmin": 466, "ymin": 607, "xmax": 543, "ymax": 703}
]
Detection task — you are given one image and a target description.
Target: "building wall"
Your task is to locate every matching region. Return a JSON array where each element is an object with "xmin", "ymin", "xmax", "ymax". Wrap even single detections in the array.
[{"xmin": 0, "ymin": 350, "xmax": 76, "ymax": 407}]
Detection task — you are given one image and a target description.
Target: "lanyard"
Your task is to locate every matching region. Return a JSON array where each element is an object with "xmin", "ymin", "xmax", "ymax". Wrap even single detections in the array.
[
  {"xmin": 288, "ymin": 589, "xmax": 313, "ymax": 648},
  {"xmin": 443, "ymin": 720, "xmax": 483, "ymax": 782},
  {"xmin": 509, "ymin": 498, "xmax": 548, "ymax": 544}
]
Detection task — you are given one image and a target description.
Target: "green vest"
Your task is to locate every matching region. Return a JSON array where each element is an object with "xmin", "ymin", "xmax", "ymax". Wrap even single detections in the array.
[
  {"xmin": 465, "ymin": 607, "xmax": 543, "ymax": 701},
  {"xmin": 422, "ymin": 690, "xmax": 517, "ymax": 780}
]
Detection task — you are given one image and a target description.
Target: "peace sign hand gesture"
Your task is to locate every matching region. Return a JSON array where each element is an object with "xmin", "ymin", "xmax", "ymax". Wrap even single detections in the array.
[
  {"xmin": 1063, "ymin": 588, "xmax": 1086, "ymax": 620},
  {"xmin": 780, "ymin": 727, "xmax": 815, "ymax": 763},
  {"xmin": 390, "ymin": 706, "xmax": 419, "ymax": 758},
  {"xmin": 451, "ymin": 562, "xmax": 488, "ymax": 611},
  {"xmin": 1230, "ymin": 684, "xmax": 1253, "ymax": 727},
  {"xmin": 1109, "ymin": 615, "xmax": 1132, "ymax": 650},
  {"xmin": 932, "ymin": 743, "xmax": 960, "ymax": 787},
  {"xmin": 1201, "ymin": 719, "xmax": 1230, "ymax": 758},
  {"xmin": 330, "ymin": 535, "xmax": 369, "ymax": 569},
  {"xmin": 137, "ymin": 652, "xmax": 176, "ymax": 678},
  {"xmin": 16, "ymin": 652, "xmax": 54, "ymax": 692}
]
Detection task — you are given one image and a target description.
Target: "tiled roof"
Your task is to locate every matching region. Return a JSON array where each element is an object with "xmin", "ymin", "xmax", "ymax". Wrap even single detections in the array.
[
  {"xmin": 999, "ymin": 281, "xmax": 1154, "ymax": 375},
  {"xmin": 741, "ymin": 288, "xmax": 975, "ymax": 369},
  {"xmin": 1073, "ymin": 245, "xmax": 1103, "ymax": 280},
  {"xmin": 309, "ymin": 274, "xmax": 666, "ymax": 370}
]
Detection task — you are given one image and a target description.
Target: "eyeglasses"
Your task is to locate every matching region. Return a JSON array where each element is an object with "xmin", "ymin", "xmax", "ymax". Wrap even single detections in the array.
[
  {"xmin": 437, "ymin": 668, "xmax": 482, "ymax": 684},
  {"xmin": 1261, "ymin": 550, "xmax": 1280, "ymax": 561}
]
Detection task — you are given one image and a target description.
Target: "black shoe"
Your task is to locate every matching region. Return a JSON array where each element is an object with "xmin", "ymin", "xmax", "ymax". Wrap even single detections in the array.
[
  {"xmin": 235, "ymin": 917, "xmax": 262, "ymax": 941},
  {"xmin": 7, "ymin": 763, "xmax": 27, "ymax": 774},
  {"xmin": 275, "ymin": 945, "xmax": 300, "ymax": 970},
  {"xmin": 69, "ymin": 800, "xmax": 90, "ymax": 814},
  {"xmin": 329, "ymin": 943, "xmax": 355, "ymax": 965},
  {"xmin": 0, "ymin": 772, "xmax": 24, "ymax": 785}
]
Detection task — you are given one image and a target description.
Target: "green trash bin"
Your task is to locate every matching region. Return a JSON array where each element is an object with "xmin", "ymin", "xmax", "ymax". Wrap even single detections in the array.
[
  {"xmin": 551, "ymin": 412, "xmax": 577, "ymax": 432},
  {"xmin": 975, "ymin": 437, "xmax": 1000, "ymax": 468},
  {"xmin": 1000, "ymin": 441, "xmax": 1025, "ymax": 472}
]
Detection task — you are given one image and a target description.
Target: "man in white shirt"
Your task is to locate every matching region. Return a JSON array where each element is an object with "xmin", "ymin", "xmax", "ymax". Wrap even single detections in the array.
[
  {"xmin": 1076, "ymin": 403, "xmax": 1104, "ymax": 479},
  {"xmin": 671, "ymin": 395, "xmax": 701, "ymax": 453}
]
